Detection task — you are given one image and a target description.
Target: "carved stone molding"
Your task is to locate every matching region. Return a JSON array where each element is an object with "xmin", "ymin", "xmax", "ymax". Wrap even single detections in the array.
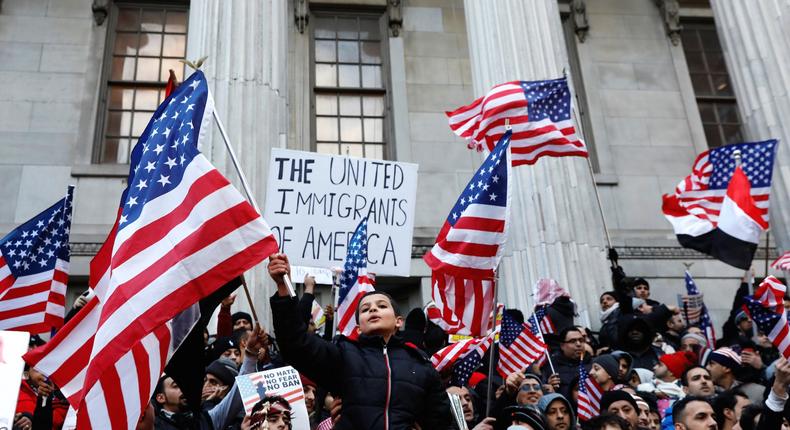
[
  {"xmin": 92, "ymin": 0, "xmax": 109, "ymax": 26},
  {"xmin": 388, "ymin": 0, "xmax": 403, "ymax": 37},
  {"xmin": 655, "ymin": 0, "xmax": 683, "ymax": 45},
  {"xmin": 294, "ymin": 0, "xmax": 309, "ymax": 34},
  {"xmin": 570, "ymin": 0, "xmax": 589, "ymax": 42}
]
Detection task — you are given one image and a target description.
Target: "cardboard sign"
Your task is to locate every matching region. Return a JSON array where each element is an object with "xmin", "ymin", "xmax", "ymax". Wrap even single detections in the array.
[
  {"xmin": 290, "ymin": 265, "xmax": 334, "ymax": 285},
  {"xmin": 264, "ymin": 148, "xmax": 418, "ymax": 276},
  {"xmin": 236, "ymin": 366, "xmax": 310, "ymax": 430},
  {"xmin": 0, "ymin": 331, "xmax": 30, "ymax": 429}
]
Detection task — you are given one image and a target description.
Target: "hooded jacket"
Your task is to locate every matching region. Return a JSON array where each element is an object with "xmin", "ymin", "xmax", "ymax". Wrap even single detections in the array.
[
  {"xmin": 270, "ymin": 294, "xmax": 451, "ymax": 430},
  {"xmin": 537, "ymin": 393, "xmax": 576, "ymax": 430},
  {"xmin": 617, "ymin": 314, "xmax": 663, "ymax": 369}
]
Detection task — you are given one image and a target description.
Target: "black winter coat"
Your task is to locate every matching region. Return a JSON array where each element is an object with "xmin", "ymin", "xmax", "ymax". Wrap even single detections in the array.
[
  {"xmin": 541, "ymin": 352, "xmax": 591, "ymax": 400},
  {"xmin": 271, "ymin": 294, "xmax": 452, "ymax": 430}
]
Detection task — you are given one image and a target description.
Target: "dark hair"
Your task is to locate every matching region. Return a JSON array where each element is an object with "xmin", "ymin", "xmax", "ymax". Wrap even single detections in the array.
[
  {"xmin": 680, "ymin": 365, "xmax": 709, "ymax": 387},
  {"xmin": 354, "ymin": 291, "xmax": 400, "ymax": 323},
  {"xmin": 250, "ymin": 395, "xmax": 292, "ymax": 429},
  {"xmin": 154, "ymin": 375, "xmax": 169, "ymax": 396},
  {"xmin": 738, "ymin": 404, "xmax": 764, "ymax": 430},
  {"xmin": 672, "ymin": 396, "xmax": 711, "ymax": 424},
  {"xmin": 581, "ymin": 412, "xmax": 631, "ymax": 430},
  {"xmin": 712, "ymin": 390, "xmax": 748, "ymax": 428},
  {"xmin": 600, "ymin": 291, "xmax": 617, "ymax": 301},
  {"xmin": 504, "ymin": 308, "xmax": 524, "ymax": 324},
  {"xmin": 631, "ymin": 278, "xmax": 649, "ymax": 289},
  {"xmin": 559, "ymin": 326, "xmax": 583, "ymax": 343}
]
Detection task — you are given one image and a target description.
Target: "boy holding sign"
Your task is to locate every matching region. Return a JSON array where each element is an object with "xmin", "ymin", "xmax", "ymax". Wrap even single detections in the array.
[{"xmin": 267, "ymin": 254, "xmax": 452, "ymax": 429}]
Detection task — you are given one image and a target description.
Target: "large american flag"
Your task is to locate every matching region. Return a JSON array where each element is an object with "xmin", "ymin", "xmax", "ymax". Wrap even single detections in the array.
[
  {"xmin": 0, "ymin": 187, "xmax": 73, "ymax": 333},
  {"xmin": 672, "ymin": 140, "xmax": 777, "ymax": 226},
  {"xmin": 451, "ymin": 332, "xmax": 494, "ymax": 387},
  {"xmin": 685, "ymin": 271, "xmax": 716, "ymax": 348},
  {"xmin": 743, "ymin": 296, "xmax": 790, "ymax": 359},
  {"xmin": 497, "ymin": 311, "xmax": 547, "ymax": 377},
  {"xmin": 25, "ymin": 71, "xmax": 279, "ymax": 429},
  {"xmin": 336, "ymin": 217, "xmax": 375, "ymax": 337},
  {"xmin": 755, "ymin": 276, "xmax": 786, "ymax": 315},
  {"xmin": 577, "ymin": 362, "xmax": 603, "ymax": 422},
  {"xmin": 771, "ymin": 251, "xmax": 790, "ymax": 272},
  {"xmin": 423, "ymin": 132, "xmax": 512, "ymax": 280},
  {"xmin": 429, "ymin": 272, "xmax": 495, "ymax": 337},
  {"xmin": 446, "ymin": 78, "xmax": 588, "ymax": 166}
]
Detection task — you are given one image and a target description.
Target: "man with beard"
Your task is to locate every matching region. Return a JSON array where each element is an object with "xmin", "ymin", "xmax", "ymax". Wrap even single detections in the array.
[
  {"xmin": 681, "ymin": 366, "xmax": 716, "ymax": 398},
  {"xmin": 600, "ymin": 391, "xmax": 641, "ymax": 430},
  {"xmin": 537, "ymin": 394, "xmax": 574, "ymax": 430}
]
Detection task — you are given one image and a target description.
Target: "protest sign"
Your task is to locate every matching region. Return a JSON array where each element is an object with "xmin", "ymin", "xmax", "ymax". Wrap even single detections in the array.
[
  {"xmin": 236, "ymin": 366, "xmax": 309, "ymax": 430},
  {"xmin": 264, "ymin": 148, "xmax": 418, "ymax": 276},
  {"xmin": 290, "ymin": 265, "xmax": 334, "ymax": 285},
  {"xmin": 0, "ymin": 331, "xmax": 29, "ymax": 430}
]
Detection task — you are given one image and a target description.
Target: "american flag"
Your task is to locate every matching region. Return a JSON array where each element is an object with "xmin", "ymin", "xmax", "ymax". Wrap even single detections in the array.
[
  {"xmin": 533, "ymin": 305, "xmax": 556, "ymax": 335},
  {"xmin": 577, "ymin": 362, "xmax": 602, "ymax": 422},
  {"xmin": 429, "ymin": 272, "xmax": 495, "ymax": 336},
  {"xmin": 451, "ymin": 332, "xmax": 494, "ymax": 387},
  {"xmin": 526, "ymin": 314, "xmax": 548, "ymax": 367},
  {"xmin": 336, "ymin": 217, "xmax": 375, "ymax": 337},
  {"xmin": 755, "ymin": 276, "xmax": 787, "ymax": 315},
  {"xmin": 772, "ymin": 251, "xmax": 790, "ymax": 272},
  {"xmin": 432, "ymin": 335, "xmax": 492, "ymax": 373},
  {"xmin": 237, "ymin": 371, "xmax": 305, "ymax": 414},
  {"xmin": 423, "ymin": 131, "xmax": 512, "ymax": 280},
  {"xmin": 497, "ymin": 311, "xmax": 547, "ymax": 377},
  {"xmin": 446, "ymin": 78, "xmax": 588, "ymax": 166},
  {"xmin": 672, "ymin": 140, "xmax": 777, "ymax": 226},
  {"xmin": 25, "ymin": 71, "xmax": 279, "ymax": 429},
  {"xmin": 743, "ymin": 296, "xmax": 790, "ymax": 359},
  {"xmin": 0, "ymin": 187, "xmax": 73, "ymax": 333},
  {"xmin": 685, "ymin": 271, "xmax": 716, "ymax": 348}
]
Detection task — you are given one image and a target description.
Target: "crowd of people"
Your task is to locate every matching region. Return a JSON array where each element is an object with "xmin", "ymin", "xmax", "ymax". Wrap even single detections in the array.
[{"xmin": 11, "ymin": 253, "xmax": 790, "ymax": 430}]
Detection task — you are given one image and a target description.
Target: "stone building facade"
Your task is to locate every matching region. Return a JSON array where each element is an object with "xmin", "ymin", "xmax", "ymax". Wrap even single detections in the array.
[{"xmin": 0, "ymin": 0, "xmax": 786, "ymax": 330}]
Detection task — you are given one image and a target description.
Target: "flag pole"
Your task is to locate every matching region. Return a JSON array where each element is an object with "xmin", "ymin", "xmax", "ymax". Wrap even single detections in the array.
[
  {"xmin": 211, "ymin": 110, "xmax": 296, "ymax": 299},
  {"xmin": 765, "ymin": 230, "xmax": 771, "ymax": 278},
  {"xmin": 485, "ymin": 270, "xmax": 500, "ymax": 418},
  {"xmin": 532, "ymin": 308, "xmax": 556, "ymax": 375}
]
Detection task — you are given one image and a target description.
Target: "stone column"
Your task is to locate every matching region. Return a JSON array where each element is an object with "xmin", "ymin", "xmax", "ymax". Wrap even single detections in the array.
[
  {"xmin": 710, "ymin": 1, "xmax": 790, "ymax": 261},
  {"xmin": 463, "ymin": 0, "xmax": 610, "ymax": 324},
  {"xmin": 186, "ymin": 0, "xmax": 289, "ymax": 323}
]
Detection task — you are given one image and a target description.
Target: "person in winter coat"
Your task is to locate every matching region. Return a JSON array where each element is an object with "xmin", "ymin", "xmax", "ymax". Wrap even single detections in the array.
[
  {"xmin": 541, "ymin": 327, "xmax": 591, "ymax": 400},
  {"xmin": 14, "ymin": 367, "xmax": 68, "ymax": 430},
  {"xmin": 617, "ymin": 314, "xmax": 664, "ymax": 370},
  {"xmin": 267, "ymin": 254, "xmax": 452, "ymax": 430},
  {"xmin": 537, "ymin": 393, "xmax": 575, "ymax": 430}
]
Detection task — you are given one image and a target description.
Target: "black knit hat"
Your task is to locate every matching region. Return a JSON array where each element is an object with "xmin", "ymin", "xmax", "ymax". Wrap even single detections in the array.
[
  {"xmin": 600, "ymin": 390, "xmax": 638, "ymax": 413},
  {"xmin": 205, "ymin": 358, "xmax": 238, "ymax": 386},
  {"xmin": 231, "ymin": 311, "xmax": 253, "ymax": 327},
  {"xmin": 592, "ymin": 354, "xmax": 620, "ymax": 380},
  {"xmin": 504, "ymin": 405, "xmax": 546, "ymax": 430}
]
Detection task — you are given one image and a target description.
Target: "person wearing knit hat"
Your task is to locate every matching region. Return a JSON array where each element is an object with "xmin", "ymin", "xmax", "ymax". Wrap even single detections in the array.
[
  {"xmin": 679, "ymin": 332, "xmax": 707, "ymax": 353},
  {"xmin": 707, "ymin": 347, "xmax": 742, "ymax": 391},
  {"xmin": 504, "ymin": 404, "xmax": 546, "ymax": 430},
  {"xmin": 300, "ymin": 373, "xmax": 318, "ymax": 415},
  {"xmin": 590, "ymin": 354, "xmax": 619, "ymax": 391},
  {"xmin": 734, "ymin": 310, "xmax": 753, "ymax": 337},
  {"xmin": 231, "ymin": 311, "xmax": 253, "ymax": 331},
  {"xmin": 655, "ymin": 351, "xmax": 697, "ymax": 382},
  {"xmin": 610, "ymin": 350, "xmax": 634, "ymax": 384},
  {"xmin": 600, "ymin": 391, "xmax": 639, "ymax": 430},
  {"xmin": 203, "ymin": 358, "xmax": 239, "ymax": 403},
  {"xmin": 633, "ymin": 395, "xmax": 651, "ymax": 429}
]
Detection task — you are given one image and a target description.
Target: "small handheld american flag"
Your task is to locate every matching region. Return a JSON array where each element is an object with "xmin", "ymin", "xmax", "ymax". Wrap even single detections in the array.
[
  {"xmin": 336, "ymin": 217, "xmax": 375, "ymax": 337},
  {"xmin": 497, "ymin": 311, "xmax": 547, "ymax": 377},
  {"xmin": 743, "ymin": 296, "xmax": 790, "ymax": 359},
  {"xmin": 684, "ymin": 271, "xmax": 716, "ymax": 348},
  {"xmin": 755, "ymin": 276, "xmax": 786, "ymax": 315},
  {"xmin": 0, "ymin": 186, "xmax": 73, "ymax": 333},
  {"xmin": 577, "ymin": 362, "xmax": 602, "ymax": 422}
]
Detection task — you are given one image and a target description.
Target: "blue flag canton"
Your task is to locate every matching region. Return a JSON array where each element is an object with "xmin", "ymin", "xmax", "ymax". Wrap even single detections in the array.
[
  {"xmin": 685, "ymin": 272, "xmax": 700, "ymax": 295},
  {"xmin": 452, "ymin": 347, "xmax": 481, "ymax": 387},
  {"xmin": 119, "ymin": 71, "xmax": 209, "ymax": 230},
  {"xmin": 578, "ymin": 363, "xmax": 590, "ymax": 393},
  {"xmin": 338, "ymin": 217, "xmax": 369, "ymax": 304},
  {"xmin": 527, "ymin": 312, "xmax": 542, "ymax": 337},
  {"xmin": 1, "ymin": 190, "xmax": 73, "ymax": 277},
  {"xmin": 236, "ymin": 374, "xmax": 266, "ymax": 404},
  {"xmin": 708, "ymin": 140, "xmax": 777, "ymax": 190},
  {"xmin": 446, "ymin": 133, "xmax": 510, "ymax": 225},
  {"xmin": 744, "ymin": 296, "xmax": 781, "ymax": 333},
  {"xmin": 520, "ymin": 78, "xmax": 572, "ymax": 123},
  {"xmin": 500, "ymin": 311, "xmax": 523, "ymax": 348}
]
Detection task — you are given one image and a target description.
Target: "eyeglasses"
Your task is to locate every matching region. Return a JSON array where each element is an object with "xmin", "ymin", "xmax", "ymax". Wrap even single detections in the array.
[{"xmin": 520, "ymin": 383, "xmax": 542, "ymax": 392}]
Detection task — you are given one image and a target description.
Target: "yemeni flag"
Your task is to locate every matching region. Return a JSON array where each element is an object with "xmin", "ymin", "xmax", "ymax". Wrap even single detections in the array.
[{"xmin": 663, "ymin": 166, "xmax": 766, "ymax": 269}]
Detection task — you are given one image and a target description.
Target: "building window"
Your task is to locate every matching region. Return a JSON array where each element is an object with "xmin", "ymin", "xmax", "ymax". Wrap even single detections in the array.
[
  {"xmin": 681, "ymin": 22, "xmax": 742, "ymax": 148},
  {"xmin": 312, "ymin": 13, "xmax": 387, "ymax": 159},
  {"xmin": 97, "ymin": 4, "xmax": 189, "ymax": 164}
]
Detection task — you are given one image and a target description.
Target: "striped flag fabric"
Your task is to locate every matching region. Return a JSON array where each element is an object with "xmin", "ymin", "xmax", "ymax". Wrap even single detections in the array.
[
  {"xmin": 26, "ymin": 70, "xmax": 279, "ymax": 429},
  {"xmin": 771, "ymin": 251, "xmax": 790, "ymax": 272},
  {"xmin": 446, "ymin": 78, "xmax": 588, "ymax": 166},
  {"xmin": 497, "ymin": 311, "xmax": 547, "ymax": 377},
  {"xmin": 423, "ymin": 131, "xmax": 512, "ymax": 280},
  {"xmin": 238, "ymin": 372, "xmax": 305, "ymax": 413},
  {"xmin": 533, "ymin": 305, "xmax": 556, "ymax": 335},
  {"xmin": 577, "ymin": 362, "xmax": 603, "ymax": 422},
  {"xmin": 429, "ymin": 272, "xmax": 495, "ymax": 336},
  {"xmin": 451, "ymin": 332, "xmax": 494, "ymax": 387},
  {"xmin": 432, "ymin": 336, "xmax": 491, "ymax": 373},
  {"xmin": 684, "ymin": 271, "xmax": 716, "ymax": 348},
  {"xmin": 663, "ymin": 141, "xmax": 776, "ymax": 270},
  {"xmin": 0, "ymin": 187, "xmax": 73, "ymax": 333},
  {"xmin": 336, "ymin": 217, "xmax": 375, "ymax": 337},
  {"xmin": 755, "ymin": 276, "xmax": 787, "ymax": 315},
  {"xmin": 743, "ymin": 296, "xmax": 790, "ymax": 359},
  {"xmin": 526, "ymin": 314, "xmax": 548, "ymax": 367}
]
